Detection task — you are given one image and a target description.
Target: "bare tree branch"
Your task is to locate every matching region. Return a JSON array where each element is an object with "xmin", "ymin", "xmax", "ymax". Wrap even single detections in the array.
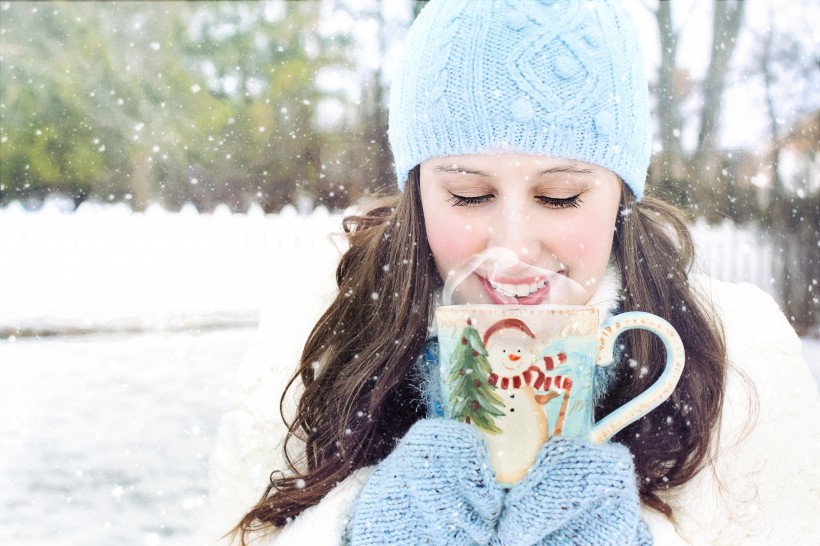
[
  {"xmin": 696, "ymin": 0, "xmax": 745, "ymax": 161},
  {"xmin": 654, "ymin": 0, "xmax": 685, "ymax": 181},
  {"xmin": 675, "ymin": 0, "xmax": 699, "ymax": 40}
]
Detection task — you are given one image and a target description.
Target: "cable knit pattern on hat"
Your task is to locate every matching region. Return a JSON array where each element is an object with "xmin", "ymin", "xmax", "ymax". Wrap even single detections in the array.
[{"xmin": 390, "ymin": 0, "xmax": 651, "ymax": 199}]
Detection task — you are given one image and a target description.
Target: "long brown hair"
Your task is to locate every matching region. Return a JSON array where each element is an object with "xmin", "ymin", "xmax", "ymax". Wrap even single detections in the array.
[
  {"xmin": 233, "ymin": 169, "xmax": 727, "ymax": 541},
  {"xmin": 233, "ymin": 167, "xmax": 438, "ymax": 540},
  {"xmin": 605, "ymin": 189, "xmax": 726, "ymax": 517}
]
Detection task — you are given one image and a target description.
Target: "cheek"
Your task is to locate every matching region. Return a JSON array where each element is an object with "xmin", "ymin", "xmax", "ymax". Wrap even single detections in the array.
[
  {"xmin": 424, "ymin": 210, "xmax": 485, "ymax": 269},
  {"xmin": 553, "ymin": 213, "xmax": 617, "ymax": 276}
]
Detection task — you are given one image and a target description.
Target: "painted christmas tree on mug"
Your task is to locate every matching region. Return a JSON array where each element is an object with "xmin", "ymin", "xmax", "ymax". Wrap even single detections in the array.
[{"xmin": 445, "ymin": 317, "xmax": 506, "ymax": 433}]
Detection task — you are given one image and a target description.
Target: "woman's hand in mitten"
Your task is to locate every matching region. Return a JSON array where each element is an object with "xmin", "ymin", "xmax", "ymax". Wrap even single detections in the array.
[
  {"xmin": 495, "ymin": 437, "xmax": 651, "ymax": 546},
  {"xmin": 345, "ymin": 419, "xmax": 503, "ymax": 546}
]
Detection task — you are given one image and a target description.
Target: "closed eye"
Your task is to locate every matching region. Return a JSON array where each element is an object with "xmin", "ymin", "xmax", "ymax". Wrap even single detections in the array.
[
  {"xmin": 447, "ymin": 193, "xmax": 493, "ymax": 207},
  {"xmin": 447, "ymin": 193, "xmax": 583, "ymax": 208},
  {"xmin": 536, "ymin": 194, "xmax": 582, "ymax": 209}
]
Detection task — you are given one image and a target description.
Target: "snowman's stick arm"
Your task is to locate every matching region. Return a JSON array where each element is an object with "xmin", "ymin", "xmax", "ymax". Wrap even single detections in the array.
[{"xmin": 552, "ymin": 382, "xmax": 573, "ymax": 436}]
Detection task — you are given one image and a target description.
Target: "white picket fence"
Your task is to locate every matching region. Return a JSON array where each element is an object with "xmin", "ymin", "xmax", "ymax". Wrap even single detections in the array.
[
  {"xmin": 0, "ymin": 199, "xmax": 779, "ymax": 334},
  {"xmin": 0, "ymin": 199, "xmax": 345, "ymax": 334},
  {"xmin": 690, "ymin": 218, "xmax": 776, "ymax": 296}
]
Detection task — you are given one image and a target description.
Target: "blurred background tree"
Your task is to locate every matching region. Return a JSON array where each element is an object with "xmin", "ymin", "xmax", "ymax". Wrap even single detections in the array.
[{"xmin": 1, "ymin": 0, "xmax": 358, "ymax": 211}]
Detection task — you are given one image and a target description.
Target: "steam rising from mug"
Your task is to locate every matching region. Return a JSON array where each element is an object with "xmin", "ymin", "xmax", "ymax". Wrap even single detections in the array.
[{"xmin": 441, "ymin": 248, "xmax": 586, "ymax": 306}]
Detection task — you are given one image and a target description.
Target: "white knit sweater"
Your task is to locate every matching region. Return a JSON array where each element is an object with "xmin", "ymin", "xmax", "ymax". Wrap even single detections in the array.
[{"xmin": 199, "ymin": 275, "xmax": 820, "ymax": 545}]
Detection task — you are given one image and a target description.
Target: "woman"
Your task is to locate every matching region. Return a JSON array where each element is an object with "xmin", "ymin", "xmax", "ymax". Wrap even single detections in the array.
[{"xmin": 216, "ymin": 1, "xmax": 820, "ymax": 544}]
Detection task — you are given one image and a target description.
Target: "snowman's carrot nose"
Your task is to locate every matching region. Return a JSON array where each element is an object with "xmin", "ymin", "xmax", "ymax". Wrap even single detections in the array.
[{"xmin": 508, "ymin": 354, "xmax": 521, "ymax": 361}]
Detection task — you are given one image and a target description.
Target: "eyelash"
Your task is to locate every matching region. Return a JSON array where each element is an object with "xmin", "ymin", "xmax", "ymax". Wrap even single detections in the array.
[{"xmin": 447, "ymin": 193, "xmax": 583, "ymax": 209}]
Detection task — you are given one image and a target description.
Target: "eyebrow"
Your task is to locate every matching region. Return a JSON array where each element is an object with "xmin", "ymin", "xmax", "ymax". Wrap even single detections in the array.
[
  {"xmin": 536, "ymin": 166, "xmax": 596, "ymax": 176},
  {"xmin": 432, "ymin": 164, "xmax": 596, "ymax": 177},
  {"xmin": 433, "ymin": 165, "xmax": 490, "ymax": 176}
]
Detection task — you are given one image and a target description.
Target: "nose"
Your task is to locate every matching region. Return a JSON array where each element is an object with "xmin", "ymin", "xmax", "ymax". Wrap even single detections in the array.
[
  {"xmin": 489, "ymin": 199, "xmax": 542, "ymax": 264},
  {"xmin": 508, "ymin": 354, "xmax": 521, "ymax": 361}
]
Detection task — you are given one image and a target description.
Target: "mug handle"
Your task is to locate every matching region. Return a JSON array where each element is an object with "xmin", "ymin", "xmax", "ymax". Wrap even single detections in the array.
[{"xmin": 588, "ymin": 311, "xmax": 686, "ymax": 444}]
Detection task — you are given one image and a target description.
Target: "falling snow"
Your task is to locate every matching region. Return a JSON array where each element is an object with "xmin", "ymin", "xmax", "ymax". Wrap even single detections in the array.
[{"xmin": 1, "ymin": 202, "xmax": 818, "ymax": 545}]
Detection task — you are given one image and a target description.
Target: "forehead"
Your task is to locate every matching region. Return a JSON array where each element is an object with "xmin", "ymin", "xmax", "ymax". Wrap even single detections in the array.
[{"xmin": 423, "ymin": 152, "xmax": 604, "ymax": 173}]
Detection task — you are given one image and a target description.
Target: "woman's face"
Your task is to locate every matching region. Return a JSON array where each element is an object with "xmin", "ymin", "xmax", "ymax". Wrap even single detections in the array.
[{"xmin": 419, "ymin": 152, "xmax": 622, "ymax": 306}]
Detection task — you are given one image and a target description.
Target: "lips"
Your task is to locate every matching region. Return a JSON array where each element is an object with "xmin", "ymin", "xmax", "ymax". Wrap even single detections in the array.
[{"xmin": 477, "ymin": 274, "xmax": 556, "ymax": 305}]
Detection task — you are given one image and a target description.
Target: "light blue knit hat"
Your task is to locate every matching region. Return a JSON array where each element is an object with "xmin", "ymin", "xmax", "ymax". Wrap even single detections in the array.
[{"xmin": 389, "ymin": 0, "xmax": 651, "ymax": 200}]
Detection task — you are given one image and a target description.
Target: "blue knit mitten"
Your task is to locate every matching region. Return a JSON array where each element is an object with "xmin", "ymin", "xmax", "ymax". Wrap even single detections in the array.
[
  {"xmin": 495, "ymin": 437, "xmax": 652, "ymax": 546},
  {"xmin": 345, "ymin": 419, "xmax": 503, "ymax": 546}
]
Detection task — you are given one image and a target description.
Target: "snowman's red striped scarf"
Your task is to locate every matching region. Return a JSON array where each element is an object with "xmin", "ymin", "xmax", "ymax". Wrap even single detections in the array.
[{"xmin": 488, "ymin": 352, "xmax": 572, "ymax": 391}]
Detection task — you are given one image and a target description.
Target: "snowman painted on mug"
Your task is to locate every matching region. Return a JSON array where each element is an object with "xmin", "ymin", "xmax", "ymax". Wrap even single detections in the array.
[{"xmin": 482, "ymin": 318, "xmax": 573, "ymax": 483}]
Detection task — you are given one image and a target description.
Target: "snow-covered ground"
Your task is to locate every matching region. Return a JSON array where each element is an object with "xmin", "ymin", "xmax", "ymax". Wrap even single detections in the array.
[
  {"xmin": 1, "ymin": 201, "xmax": 342, "ymax": 545},
  {"xmin": 1, "ymin": 202, "xmax": 817, "ymax": 545},
  {"xmin": 0, "ymin": 328, "xmax": 256, "ymax": 546}
]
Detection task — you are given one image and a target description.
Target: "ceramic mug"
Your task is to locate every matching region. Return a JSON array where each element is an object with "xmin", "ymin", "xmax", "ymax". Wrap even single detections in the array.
[{"xmin": 434, "ymin": 304, "xmax": 685, "ymax": 484}]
